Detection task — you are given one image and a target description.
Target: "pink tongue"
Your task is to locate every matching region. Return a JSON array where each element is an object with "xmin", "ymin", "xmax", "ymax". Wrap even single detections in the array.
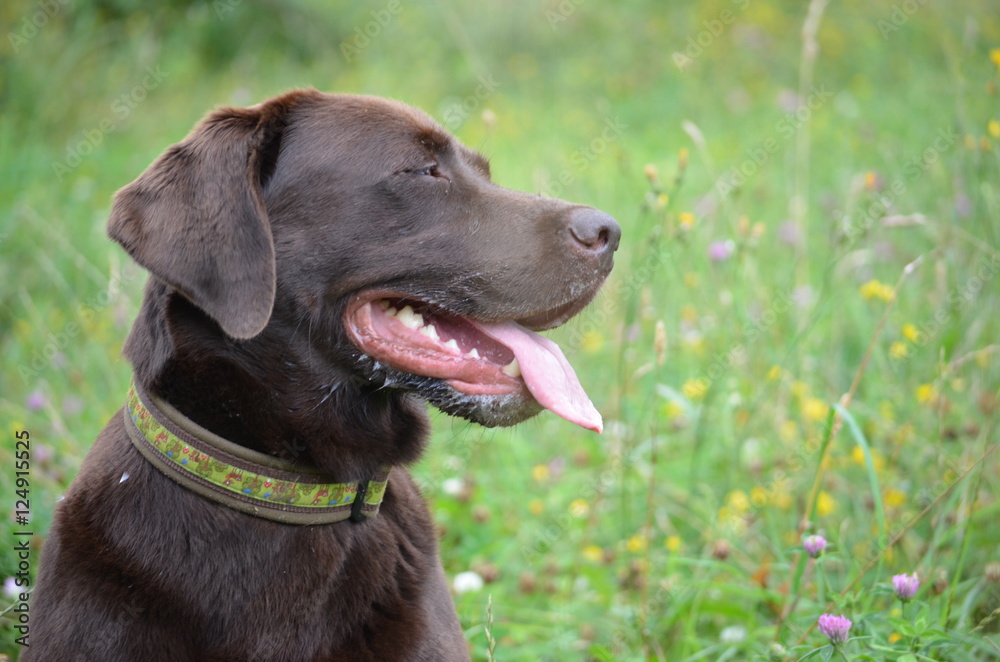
[{"xmin": 473, "ymin": 321, "xmax": 603, "ymax": 433}]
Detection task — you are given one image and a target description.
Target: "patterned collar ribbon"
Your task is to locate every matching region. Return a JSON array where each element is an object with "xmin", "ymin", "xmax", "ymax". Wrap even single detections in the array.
[{"xmin": 123, "ymin": 380, "xmax": 389, "ymax": 525}]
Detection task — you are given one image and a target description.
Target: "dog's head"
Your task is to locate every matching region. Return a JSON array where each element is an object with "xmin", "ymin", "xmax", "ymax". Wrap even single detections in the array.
[{"xmin": 109, "ymin": 90, "xmax": 619, "ymax": 432}]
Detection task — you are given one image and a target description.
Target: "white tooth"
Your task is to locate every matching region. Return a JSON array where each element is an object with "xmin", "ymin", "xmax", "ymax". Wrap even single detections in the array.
[
  {"xmin": 385, "ymin": 306, "xmax": 398, "ymax": 317},
  {"xmin": 465, "ymin": 348, "xmax": 480, "ymax": 359},
  {"xmin": 501, "ymin": 357, "xmax": 521, "ymax": 378},
  {"xmin": 419, "ymin": 324, "xmax": 441, "ymax": 341},
  {"xmin": 443, "ymin": 338, "xmax": 461, "ymax": 353},
  {"xmin": 397, "ymin": 305, "xmax": 423, "ymax": 330}
]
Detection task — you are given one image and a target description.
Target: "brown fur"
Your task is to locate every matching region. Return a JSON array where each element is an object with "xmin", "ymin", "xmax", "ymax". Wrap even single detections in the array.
[{"xmin": 25, "ymin": 89, "xmax": 619, "ymax": 661}]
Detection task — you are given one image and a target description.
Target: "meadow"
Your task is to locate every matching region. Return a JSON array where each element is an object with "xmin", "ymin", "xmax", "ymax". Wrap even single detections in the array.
[{"xmin": 1, "ymin": 1, "xmax": 999, "ymax": 659}]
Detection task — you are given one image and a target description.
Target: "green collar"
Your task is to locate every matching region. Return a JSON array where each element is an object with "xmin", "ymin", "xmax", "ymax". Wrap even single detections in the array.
[{"xmin": 123, "ymin": 380, "xmax": 389, "ymax": 525}]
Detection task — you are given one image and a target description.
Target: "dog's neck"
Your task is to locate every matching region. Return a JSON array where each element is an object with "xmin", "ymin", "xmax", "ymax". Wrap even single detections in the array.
[{"xmin": 124, "ymin": 287, "xmax": 429, "ymax": 480}]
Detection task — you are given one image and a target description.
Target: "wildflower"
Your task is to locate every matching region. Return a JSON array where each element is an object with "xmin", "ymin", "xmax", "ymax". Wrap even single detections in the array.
[
  {"xmin": 803, "ymin": 534, "xmax": 827, "ymax": 558},
  {"xmin": 452, "ymin": 570, "xmax": 484, "ymax": 594},
  {"xmin": 892, "ymin": 573, "xmax": 920, "ymax": 601},
  {"xmin": 726, "ymin": 490, "xmax": 750, "ymax": 513},
  {"xmin": 441, "ymin": 477, "xmax": 464, "ymax": 496},
  {"xmin": 708, "ymin": 240, "xmax": 735, "ymax": 262},
  {"xmin": 665, "ymin": 535, "xmax": 681, "ymax": 552},
  {"xmin": 915, "ymin": 383, "xmax": 936, "ymax": 404},
  {"xmin": 901, "ymin": 323, "xmax": 922, "ymax": 343},
  {"xmin": 802, "ymin": 398, "xmax": 829, "ymax": 422},
  {"xmin": 889, "ymin": 341, "xmax": 910, "ymax": 359},
  {"xmin": 680, "ymin": 305, "xmax": 698, "ymax": 322},
  {"xmin": 644, "ymin": 163, "xmax": 660, "ymax": 184},
  {"xmin": 569, "ymin": 498, "xmax": 589, "ymax": 517},
  {"xmin": 678, "ymin": 147, "xmax": 689, "ymax": 168},
  {"xmin": 532, "ymin": 464, "xmax": 550, "ymax": 482},
  {"xmin": 626, "ymin": 534, "xmax": 648, "ymax": 553},
  {"xmin": 991, "ymin": 48, "xmax": 1000, "ymax": 69},
  {"xmin": 580, "ymin": 330, "xmax": 605, "ymax": 354},
  {"xmin": 884, "ymin": 488, "xmax": 906, "ymax": 508},
  {"xmin": 25, "ymin": 390, "xmax": 46, "ymax": 411},
  {"xmin": 751, "ymin": 222, "xmax": 766, "ymax": 240},
  {"xmin": 750, "ymin": 486, "xmax": 768, "ymax": 506},
  {"xmin": 816, "ymin": 491, "xmax": 836, "ymax": 517},
  {"xmin": 528, "ymin": 499, "xmax": 544, "ymax": 515},
  {"xmin": 859, "ymin": 279, "xmax": 895, "ymax": 302},
  {"xmin": 720, "ymin": 625, "xmax": 747, "ymax": 644},
  {"xmin": 678, "ymin": 212, "xmax": 696, "ymax": 229},
  {"xmin": 777, "ymin": 220, "xmax": 802, "ymax": 247},
  {"xmin": 817, "ymin": 614, "xmax": 852, "ymax": 645},
  {"xmin": 767, "ymin": 365, "xmax": 783, "ymax": 381},
  {"xmin": 991, "ymin": 120, "xmax": 1000, "ymax": 140},
  {"xmin": 682, "ymin": 378, "xmax": 708, "ymax": 400},
  {"xmin": 683, "ymin": 272, "xmax": 699, "ymax": 288},
  {"xmin": 864, "ymin": 171, "xmax": 878, "ymax": 191},
  {"xmin": 3, "ymin": 577, "xmax": 18, "ymax": 598},
  {"xmin": 582, "ymin": 545, "xmax": 603, "ymax": 562}
]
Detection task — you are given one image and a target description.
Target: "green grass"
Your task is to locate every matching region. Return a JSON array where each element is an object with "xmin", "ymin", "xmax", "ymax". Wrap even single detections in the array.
[{"xmin": 2, "ymin": 1, "xmax": 999, "ymax": 659}]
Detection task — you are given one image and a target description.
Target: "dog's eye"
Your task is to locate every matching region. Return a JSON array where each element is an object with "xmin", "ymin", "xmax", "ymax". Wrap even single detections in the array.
[{"xmin": 409, "ymin": 165, "xmax": 438, "ymax": 177}]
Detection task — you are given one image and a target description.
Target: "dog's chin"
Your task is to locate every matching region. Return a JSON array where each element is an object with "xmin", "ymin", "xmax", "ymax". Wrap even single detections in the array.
[{"xmin": 367, "ymin": 366, "xmax": 543, "ymax": 427}]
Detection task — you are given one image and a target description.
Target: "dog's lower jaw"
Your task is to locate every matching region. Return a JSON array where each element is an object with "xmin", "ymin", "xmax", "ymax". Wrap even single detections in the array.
[{"xmin": 363, "ymin": 363, "xmax": 543, "ymax": 428}]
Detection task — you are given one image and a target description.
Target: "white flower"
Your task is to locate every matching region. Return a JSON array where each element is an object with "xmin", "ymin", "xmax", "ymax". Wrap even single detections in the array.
[
  {"xmin": 452, "ymin": 571, "xmax": 484, "ymax": 594},
  {"xmin": 442, "ymin": 477, "xmax": 464, "ymax": 496},
  {"xmin": 3, "ymin": 577, "xmax": 19, "ymax": 598},
  {"xmin": 720, "ymin": 625, "xmax": 746, "ymax": 644}
]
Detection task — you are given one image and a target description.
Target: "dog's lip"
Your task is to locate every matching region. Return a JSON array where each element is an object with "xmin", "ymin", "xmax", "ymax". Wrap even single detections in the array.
[{"xmin": 344, "ymin": 291, "xmax": 603, "ymax": 431}]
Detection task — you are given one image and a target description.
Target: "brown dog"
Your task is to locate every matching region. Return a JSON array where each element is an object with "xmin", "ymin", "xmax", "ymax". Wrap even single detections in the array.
[{"xmin": 25, "ymin": 90, "xmax": 618, "ymax": 661}]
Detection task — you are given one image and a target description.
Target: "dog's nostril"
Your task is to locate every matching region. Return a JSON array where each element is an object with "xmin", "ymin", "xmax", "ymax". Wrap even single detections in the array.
[{"xmin": 568, "ymin": 208, "xmax": 621, "ymax": 252}]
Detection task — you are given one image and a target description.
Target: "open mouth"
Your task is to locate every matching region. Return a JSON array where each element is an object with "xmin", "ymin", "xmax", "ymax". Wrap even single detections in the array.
[{"xmin": 345, "ymin": 294, "xmax": 603, "ymax": 432}]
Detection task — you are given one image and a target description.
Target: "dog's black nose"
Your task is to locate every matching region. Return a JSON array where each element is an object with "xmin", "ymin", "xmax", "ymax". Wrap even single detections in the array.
[{"xmin": 568, "ymin": 207, "xmax": 621, "ymax": 253}]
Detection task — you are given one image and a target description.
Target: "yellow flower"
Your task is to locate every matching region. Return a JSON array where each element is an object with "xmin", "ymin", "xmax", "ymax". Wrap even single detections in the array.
[
  {"xmin": 665, "ymin": 535, "xmax": 681, "ymax": 552},
  {"xmin": 532, "ymin": 464, "xmax": 550, "ymax": 482},
  {"xmin": 582, "ymin": 545, "xmax": 603, "ymax": 562},
  {"xmin": 991, "ymin": 48, "xmax": 1000, "ymax": 69},
  {"xmin": 791, "ymin": 380, "xmax": 810, "ymax": 400},
  {"xmin": 850, "ymin": 445, "xmax": 886, "ymax": 471},
  {"xmin": 737, "ymin": 215, "xmax": 751, "ymax": 237},
  {"xmin": 889, "ymin": 341, "xmax": 910, "ymax": 359},
  {"xmin": 529, "ymin": 499, "xmax": 544, "ymax": 515},
  {"xmin": 780, "ymin": 419, "xmax": 799, "ymax": 443},
  {"xmin": 644, "ymin": 163, "xmax": 660, "ymax": 183},
  {"xmin": 682, "ymin": 378, "xmax": 709, "ymax": 400},
  {"xmin": 884, "ymin": 488, "xmax": 906, "ymax": 508},
  {"xmin": 580, "ymin": 330, "xmax": 605, "ymax": 354},
  {"xmin": 816, "ymin": 490, "xmax": 836, "ymax": 517},
  {"xmin": 902, "ymin": 323, "xmax": 922, "ymax": 343},
  {"xmin": 750, "ymin": 486, "xmax": 769, "ymax": 507},
  {"xmin": 888, "ymin": 632, "xmax": 902, "ymax": 644},
  {"xmin": 569, "ymin": 499, "xmax": 589, "ymax": 517},
  {"xmin": 683, "ymin": 272, "xmax": 699, "ymax": 289},
  {"xmin": 915, "ymin": 383, "xmax": 936, "ymax": 404},
  {"xmin": 727, "ymin": 490, "xmax": 750, "ymax": 513},
  {"xmin": 950, "ymin": 377, "xmax": 966, "ymax": 392},
  {"xmin": 678, "ymin": 147, "xmax": 689, "ymax": 168},
  {"xmin": 626, "ymin": 534, "xmax": 648, "ymax": 553},
  {"xmin": 860, "ymin": 279, "xmax": 895, "ymax": 302},
  {"xmin": 864, "ymin": 171, "xmax": 878, "ymax": 191},
  {"xmin": 661, "ymin": 401, "xmax": 685, "ymax": 420},
  {"xmin": 655, "ymin": 193, "xmax": 669, "ymax": 210},
  {"xmin": 680, "ymin": 305, "xmax": 698, "ymax": 322},
  {"xmin": 802, "ymin": 398, "xmax": 829, "ymax": 422},
  {"xmin": 678, "ymin": 212, "xmax": 696, "ymax": 229},
  {"xmin": 773, "ymin": 489, "xmax": 793, "ymax": 511},
  {"xmin": 767, "ymin": 365, "xmax": 783, "ymax": 381},
  {"xmin": 751, "ymin": 222, "xmax": 766, "ymax": 239},
  {"xmin": 989, "ymin": 120, "xmax": 1000, "ymax": 140}
]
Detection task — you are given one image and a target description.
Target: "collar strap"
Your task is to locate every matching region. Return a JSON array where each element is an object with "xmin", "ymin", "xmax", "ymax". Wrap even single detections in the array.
[{"xmin": 123, "ymin": 380, "xmax": 389, "ymax": 525}]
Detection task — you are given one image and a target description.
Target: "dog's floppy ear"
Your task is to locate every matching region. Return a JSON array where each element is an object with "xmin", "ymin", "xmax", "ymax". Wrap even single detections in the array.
[{"xmin": 108, "ymin": 97, "xmax": 297, "ymax": 339}]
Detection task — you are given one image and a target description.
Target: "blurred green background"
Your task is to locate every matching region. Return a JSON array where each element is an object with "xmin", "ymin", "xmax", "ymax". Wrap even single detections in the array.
[{"xmin": 2, "ymin": 1, "xmax": 999, "ymax": 660}]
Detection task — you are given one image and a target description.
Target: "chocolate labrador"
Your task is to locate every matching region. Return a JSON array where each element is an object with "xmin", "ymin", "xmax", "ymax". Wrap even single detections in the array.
[{"xmin": 25, "ymin": 89, "xmax": 619, "ymax": 661}]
